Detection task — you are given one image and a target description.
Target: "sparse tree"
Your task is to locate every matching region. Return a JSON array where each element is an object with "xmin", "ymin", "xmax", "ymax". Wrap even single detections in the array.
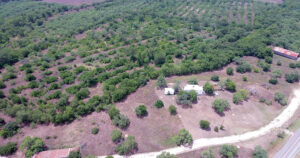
[{"xmin": 157, "ymin": 75, "xmax": 167, "ymax": 88}]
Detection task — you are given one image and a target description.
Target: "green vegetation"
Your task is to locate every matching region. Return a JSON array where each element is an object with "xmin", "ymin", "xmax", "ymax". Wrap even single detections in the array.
[
  {"xmin": 212, "ymin": 99, "xmax": 230, "ymax": 114},
  {"xmin": 225, "ymin": 79, "xmax": 236, "ymax": 92},
  {"xmin": 0, "ymin": 142, "xmax": 17, "ymax": 156},
  {"xmin": 203, "ymin": 82, "xmax": 214, "ymax": 95},
  {"xmin": 252, "ymin": 146, "xmax": 267, "ymax": 158},
  {"xmin": 111, "ymin": 129, "xmax": 123, "ymax": 143},
  {"xmin": 157, "ymin": 152, "xmax": 178, "ymax": 158},
  {"xmin": 233, "ymin": 89, "xmax": 249, "ymax": 104},
  {"xmin": 154, "ymin": 100, "xmax": 164, "ymax": 108},
  {"xmin": 226, "ymin": 67, "xmax": 234, "ymax": 76},
  {"xmin": 175, "ymin": 129, "xmax": 193, "ymax": 146},
  {"xmin": 219, "ymin": 145, "xmax": 238, "ymax": 158},
  {"xmin": 169, "ymin": 105, "xmax": 177, "ymax": 115},
  {"xmin": 91, "ymin": 127, "xmax": 99, "ymax": 135},
  {"xmin": 200, "ymin": 120, "xmax": 210, "ymax": 130},
  {"xmin": 211, "ymin": 75, "xmax": 219, "ymax": 82},
  {"xmin": 188, "ymin": 78, "xmax": 198, "ymax": 85},
  {"xmin": 135, "ymin": 105, "xmax": 148, "ymax": 117},
  {"xmin": 274, "ymin": 92, "xmax": 288, "ymax": 106},
  {"xmin": 0, "ymin": 122, "xmax": 19, "ymax": 138},
  {"xmin": 200, "ymin": 148, "xmax": 214, "ymax": 158},
  {"xmin": 157, "ymin": 75, "xmax": 167, "ymax": 88},
  {"xmin": 176, "ymin": 90, "xmax": 197, "ymax": 106},
  {"xmin": 115, "ymin": 135, "xmax": 137, "ymax": 155},
  {"xmin": 20, "ymin": 136, "xmax": 46, "ymax": 158},
  {"xmin": 68, "ymin": 150, "xmax": 81, "ymax": 158}
]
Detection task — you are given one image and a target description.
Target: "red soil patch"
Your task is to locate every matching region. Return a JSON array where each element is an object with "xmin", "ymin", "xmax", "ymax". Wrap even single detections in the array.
[{"xmin": 42, "ymin": 0, "xmax": 105, "ymax": 6}]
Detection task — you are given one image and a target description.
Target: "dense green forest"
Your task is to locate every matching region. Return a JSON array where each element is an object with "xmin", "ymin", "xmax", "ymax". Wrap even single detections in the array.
[{"xmin": 0, "ymin": 0, "xmax": 299, "ymax": 138}]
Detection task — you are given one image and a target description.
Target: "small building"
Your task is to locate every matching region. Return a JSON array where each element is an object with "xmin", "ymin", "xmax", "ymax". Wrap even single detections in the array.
[
  {"xmin": 164, "ymin": 88, "xmax": 175, "ymax": 95},
  {"xmin": 273, "ymin": 47, "xmax": 299, "ymax": 60},
  {"xmin": 183, "ymin": 84, "xmax": 205, "ymax": 95}
]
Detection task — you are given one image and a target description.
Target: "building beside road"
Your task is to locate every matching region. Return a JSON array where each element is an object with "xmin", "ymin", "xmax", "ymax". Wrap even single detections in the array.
[
  {"xmin": 183, "ymin": 84, "xmax": 205, "ymax": 95},
  {"xmin": 273, "ymin": 47, "xmax": 299, "ymax": 60}
]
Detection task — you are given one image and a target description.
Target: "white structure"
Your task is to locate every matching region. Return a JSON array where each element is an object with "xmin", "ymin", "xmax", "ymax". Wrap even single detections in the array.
[
  {"xmin": 183, "ymin": 84, "xmax": 205, "ymax": 95},
  {"xmin": 164, "ymin": 88, "xmax": 175, "ymax": 95}
]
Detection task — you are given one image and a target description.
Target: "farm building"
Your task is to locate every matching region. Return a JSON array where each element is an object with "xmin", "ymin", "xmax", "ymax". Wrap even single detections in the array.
[
  {"xmin": 273, "ymin": 47, "xmax": 299, "ymax": 60},
  {"xmin": 164, "ymin": 88, "xmax": 175, "ymax": 95},
  {"xmin": 183, "ymin": 84, "xmax": 205, "ymax": 95}
]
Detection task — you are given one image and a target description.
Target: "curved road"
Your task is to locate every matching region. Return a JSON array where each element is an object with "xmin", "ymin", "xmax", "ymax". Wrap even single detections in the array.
[{"xmin": 99, "ymin": 87, "xmax": 300, "ymax": 158}]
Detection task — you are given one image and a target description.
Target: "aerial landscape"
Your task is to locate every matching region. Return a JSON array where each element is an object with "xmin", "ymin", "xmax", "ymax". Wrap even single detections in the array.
[{"xmin": 0, "ymin": 0, "xmax": 300, "ymax": 157}]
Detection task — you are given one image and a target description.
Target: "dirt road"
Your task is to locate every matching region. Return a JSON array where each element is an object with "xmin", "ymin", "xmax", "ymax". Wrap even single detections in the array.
[{"xmin": 99, "ymin": 87, "xmax": 300, "ymax": 158}]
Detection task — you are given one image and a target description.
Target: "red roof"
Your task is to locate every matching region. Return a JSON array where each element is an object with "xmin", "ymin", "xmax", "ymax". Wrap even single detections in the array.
[
  {"xmin": 32, "ymin": 148, "xmax": 77, "ymax": 158},
  {"xmin": 273, "ymin": 47, "xmax": 299, "ymax": 58}
]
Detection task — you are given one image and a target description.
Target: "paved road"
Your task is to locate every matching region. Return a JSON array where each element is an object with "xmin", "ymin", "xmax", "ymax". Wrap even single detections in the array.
[
  {"xmin": 99, "ymin": 87, "xmax": 300, "ymax": 158},
  {"xmin": 274, "ymin": 128, "xmax": 300, "ymax": 158}
]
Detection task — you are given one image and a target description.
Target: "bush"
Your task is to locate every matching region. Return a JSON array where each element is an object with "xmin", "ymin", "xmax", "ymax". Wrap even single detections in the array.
[
  {"xmin": 253, "ymin": 67, "xmax": 260, "ymax": 73},
  {"xmin": 173, "ymin": 81, "xmax": 181, "ymax": 93},
  {"xmin": 20, "ymin": 136, "xmax": 46, "ymax": 158},
  {"xmin": 285, "ymin": 72, "xmax": 299, "ymax": 83},
  {"xmin": 225, "ymin": 79, "xmax": 236, "ymax": 92},
  {"xmin": 214, "ymin": 126, "xmax": 219, "ymax": 132},
  {"xmin": 226, "ymin": 67, "xmax": 234, "ymax": 75},
  {"xmin": 233, "ymin": 89, "xmax": 249, "ymax": 104},
  {"xmin": 269, "ymin": 78, "xmax": 278, "ymax": 85},
  {"xmin": 200, "ymin": 120, "xmax": 210, "ymax": 130},
  {"xmin": 211, "ymin": 75, "xmax": 219, "ymax": 82},
  {"xmin": 259, "ymin": 97, "xmax": 266, "ymax": 103},
  {"xmin": 154, "ymin": 100, "xmax": 164, "ymax": 108},
  {"xmin": 236, "ymin": 62, "xmax": 251, "ymax": 73},
  {"xmin": 219, "ymin": 145, "xmax": 238, "ymax": 158},
  {"xmin": 75, "ymin": 88, "xmax": 90, "ymax": 100},
  {"xmin": 0, "ymin": 81, "xmax": 6, "ymax": 89},
  {"xmin": 0, "ymin": 122, "xmax": 19, "ymax": 139},
  {"xmin": 115, "ymin": 135, "xmax": 137, "ymax": 155},
  {"xmin": 252, "ymin": 146, "xmax": 267, "ymax": 158},
  {"xmin": 0, "ymin": 118, "xmax": 5, "ymax": 127},
  {"xmin": 91, "ymin": 127, "xmax": 99, "ymax": 135},
  {"xmin": 108, "ymin": 106, "xmax": 120, "ymax": 120},
  {"xmin": 0, "ymin": 90, "xmax": 5, "ymax": 98},
  {"xmin": 44, "ymin": 76, "xmax": 58, "ymax": 84},
  {"xmin": 265, "ymin": 56, "xmax": 273, "ymax": 64},
  {"xmin": 135, "ymin": 105, "xmax": 148, "ymax": 117},
  {"xmin": 68, "ymin": 150, "xmax": 81, "ymax": 158},
  {"xmin": 157, "ymin": 152, "xmax": 178, "ymax": 158},
  {"xmin": 289, "ymin": 63, "xmax": 296, "ymax": 69},
  {"xmin": 203, "ymin": 82, "xmax": 214, "ymax": 95},
  {"xmin": 169, "ymin": 105, "xmax": 177, "ymax": 115},
  {"xmin": 25, "ymin": 74, "xmax": 36, "ymax": 82},
  {"xmin": 112, "ymin": 114, "xmax": 130, "ymax": 129},
  {"xmin": 274, "ymin": 92, "xmax": 287, "ymax": 106},
  {"xmin": 175, "ymin": 129, "xmax": 193, "ymax": 146},
  {"xmin": 28, "ymin": 81, "xmax": 39, "ymax": 89},
  {"xmin": 0, "ymin": 142, "xmax": 17, "ymax": 156},
  {"xmin": 176, "ymin": 91, "xmax": 193, "ymax": 106},
  {"xmin": 277, "ymin": 61, "xmax": 282, "ymax": 66},
  {"xmin": 212, "ymin": 99, "xmax": 230, "ymax": 114},
  {"xmin": 271, "ymin": 69, "xmax": 282, "ymax": 78},
  {"xmin": 188, "ymin": 78, "xmax": 198, "ymax": 85},
  {"xmin": 157, "ymin": 75, "xmax": 167, "ymax": 88},
  {"xmin": 111, "ymin": 129, "xmax": 123, "ymax": 143},
  {"xmin": 242, "ymin": 76, "xmax": 247, "ymax": 81},
  {"xmin": 200, "ymin": 149, "xmax": 214, "ymax": 158}
]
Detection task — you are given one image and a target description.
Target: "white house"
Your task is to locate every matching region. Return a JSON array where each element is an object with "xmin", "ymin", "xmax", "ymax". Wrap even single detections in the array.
[
  {"xmin": 164, "ymin": 88, "xmax": 175, "ymax": 95},
  {"xmin": 183, "ymin": 84, "xmax": 205, "ymax": 95}
]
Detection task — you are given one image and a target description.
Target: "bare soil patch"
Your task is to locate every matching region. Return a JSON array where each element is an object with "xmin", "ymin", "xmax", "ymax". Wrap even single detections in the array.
[{"xmin": 42, "ymin": 0, "xmax": 105, "ymax": 6}]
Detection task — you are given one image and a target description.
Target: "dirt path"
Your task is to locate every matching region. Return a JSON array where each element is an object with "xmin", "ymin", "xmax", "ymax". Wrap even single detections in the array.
[{"xmin": 99, "ymin": 85, "xmax": 300, "ymax": 158}]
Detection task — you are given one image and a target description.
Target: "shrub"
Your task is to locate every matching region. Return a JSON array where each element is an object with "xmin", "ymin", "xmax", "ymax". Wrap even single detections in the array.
[
  {"xmin": 44, "ymin": 76, "xmax": 58, "ymax": 84},
  {"xmin": 274, "ymin": 92, "xmax": 287, "ymax": 106},
  {"xmin": 154, "ymin": 100, "xmax": 164, "ymax": 108},
  {"xmin": 20, "ymin": 136, "xmax": 46, "ymax": 158},
  {"xmin": 225, "ymin": 79, "xmax": 236, "ymax": 92},
  {"xmin": 115, "ymin": 135, "xmax": 137, "ymax": 155},
  {"xmin": 169, "ymin": 105, "xmax": 177, "ymax": 115},
  {"xmin": 212, "ymin": 99, "xmax": 230, "ymax": 114},
  {"xmin": 289, "ymin": 63, "xmax": 296, "ymax": 69},
  {"xmin": 203, "ymin": 82, "xmax": 214, "ymax": 95},
  {"xmin": 200, "ymin": 120, "xmax": 210, "ymax": 130},
  {"xmin": 253, "ymin": 67, "xmax": 260, "ymax": 73},
  {"xmin": 0, "ymin": 118, "xmax": 5, "ymax": 127},
  {"xmin": 0, "ymin": 142, "xmax": 17, "ymax": 156},
  {"xmin": 219, "ymin": 145, "xmax": 238, "ymax": 158},
  {"xmin": 0, "ymin": 90, "xmax": 5, "ymax": 98},
  {"xmin": 271, "ymin": 69, "xmax": 282, "ymax": 78},
  {"xmin": 252, "ymin": 146, "xmax": 267, "ymax": 158},
  {"xmin": 285, "ymin": 72, "xmax": 299, "ymax": 83},
  {"xmin": 236, "ymin": 62, "xmax": 251, "ymax": 73},
  {"xmin": 214, "ymin": 126, "xmax": 219, "ymax": 132},
  {"xmin": 111, "ymin": 129, "xmax": 123, "ymax": 143},
  {"xmin": 211, "ymin": 75, "xmax": 219, "ymax": 82},
  {"xmin": 259, "ymin": 97, "xmax": 266, "ymax": 103},
  {"xmin": 75, "ymin": 88, "xmax": 90, "ymax": 100},
  {"xmin": 157, "ymin": 152, "xmax": 178, "ymax": 158},
  {"xmin": 176, "ymin": 91, "xmax": 192, "ymax": 106},
  {"xmin": 200, "ymin": 148, "xmax": 214, "ymax": 158},
  {"xmin": 135, "ymin": 105, "xmax": 148, "ymax": 117},
  {"xmin": 188, "ymin": 78, "xmax": 198, "ymax": 85},
  {"xmin": 226, "ymin": 67, "xmax": 234, "ymax": 75},
  {"xmin": 156, "ymin": 75, "xmax": 167, "ymax": 88},
  {"xmin": 108, "ymin": 106, "xmax": 120, "ymax": 120},
  {"xmin": 242, "ymin": 76, "xmax": 247, "ymax": 81},
  {"xmin": 0, "ymin": 122, "xmax": 19, "ymax": 138},
  {"xmin": 175, "ymin": 129, "xmax": 193, "ymax": 146},
  {"xmin": 68, "ymin": 150, "xmax": 81, "ymax": 158},
  {"xmin": 112, "ymin": 114, "xmax": 130, "ymax": 129},
  {"xmin": 265, "ymin": 56, "xmax": 273, "ymax": 64},
  {"xmin": 28, "ymin": 81, "xmax": 39, "ymax": 89},
  {"xmin": 91, "ymin": 127, "xmax": 99, "ymax": 135},
  {"xmin": 0, "ymin": 81, "xmax": 6, "ymax": 89},
  {"xmin": 173, "ymin": 81, "xmax": 181, "ymax": 93},
  {"xmin": 25, "ymin": 74, "xmax": 36, "ymax": 82},
  {"xmin": 269, "ymin": 78, "xmax": 278, "ymax": 85},
  {"xmin": 257, "ymin": 60, "xmax": 270, "ymax": 72},
  {"xmin": 277, "ymin": 61, "xmax": 282, "ymax": 66},
  {"xmin": 233, "ymin": 89, "xmax": 249, "ymax": 104}
]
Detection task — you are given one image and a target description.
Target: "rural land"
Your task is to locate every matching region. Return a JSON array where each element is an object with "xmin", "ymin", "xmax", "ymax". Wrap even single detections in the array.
[{"xmin": 0, "ymin": 0, "xmax": 300, "ymax": 158}]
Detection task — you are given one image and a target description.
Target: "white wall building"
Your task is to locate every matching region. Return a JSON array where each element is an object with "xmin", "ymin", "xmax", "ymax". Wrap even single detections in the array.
[
  {"xmin": 183, "ymin": 84, "xmax": 205, "ymax": 95},
  {"xmin": 164, "ymin": 88, "xmax": 175, "ymax": 95}
]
